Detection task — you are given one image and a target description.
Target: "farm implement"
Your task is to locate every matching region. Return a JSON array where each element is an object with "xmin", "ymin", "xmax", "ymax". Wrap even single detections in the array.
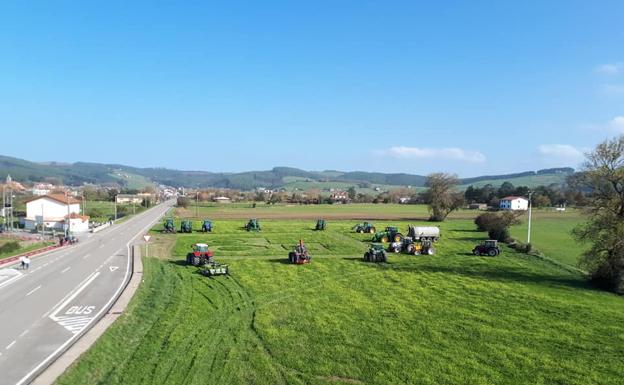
[
  {"xmin": 315, "ymin": 219, "xmax": 326, "ymax": 231},
  {"xmin": 180, "ymin": 219, "xmax": 193, "ymax": 233},
  {"xmin": 163, "ymin": 218, "xmax": 176, "ymax": 233},
  {"xmin": 201, "ymin": 219, "xmax": 213, "ymax": 232},
  {"xmin": 186, "ymin": 243, "xmax": 229, "ymax": 276}
]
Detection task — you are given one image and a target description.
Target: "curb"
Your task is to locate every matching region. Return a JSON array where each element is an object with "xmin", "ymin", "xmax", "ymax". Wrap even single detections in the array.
[{"xmin": 30, "ymin": 245, "xmax": 144, "ymax": 385}]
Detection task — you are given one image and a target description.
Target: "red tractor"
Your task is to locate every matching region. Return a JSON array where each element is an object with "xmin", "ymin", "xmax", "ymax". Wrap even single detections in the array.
[
  {"xmin": 288, "ymin": 239, "xmax": 312, "ymax": 264},
  {"xmin": 187, "ymin": 243, "xmax": 214, "ymax": 266}
]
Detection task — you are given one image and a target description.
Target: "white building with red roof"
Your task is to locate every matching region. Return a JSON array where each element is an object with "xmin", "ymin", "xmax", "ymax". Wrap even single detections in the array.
[
  {"xmin": 499, "ymin": 196, "xmax": 529, "ymax": 211},
  {"xmin": 24, "ymin": 194, "xmax": 89, "ymax": 233}
]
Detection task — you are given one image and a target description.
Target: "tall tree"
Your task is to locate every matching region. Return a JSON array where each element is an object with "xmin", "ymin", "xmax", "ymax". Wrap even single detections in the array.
[
  {"xmin": 423, "ymin": 173, "xmax": 464, "ymax": 221},
  {"xmin": 572, "ymin": 135, "xmax": 624, "ymax": 293}
]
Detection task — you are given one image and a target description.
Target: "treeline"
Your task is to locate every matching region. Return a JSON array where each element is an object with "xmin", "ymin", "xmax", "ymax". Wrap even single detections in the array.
[{"xmin": 464, "ymin": 181, "xmax": 587, "ymax": 207}]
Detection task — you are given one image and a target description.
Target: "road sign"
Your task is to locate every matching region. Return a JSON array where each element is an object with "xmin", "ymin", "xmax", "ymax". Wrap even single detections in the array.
[{"xmin": 143, "ymin": 235, "xmax": 151, "ymax": 242}]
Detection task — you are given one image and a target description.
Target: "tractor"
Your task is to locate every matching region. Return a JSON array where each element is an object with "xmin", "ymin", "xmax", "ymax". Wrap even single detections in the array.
[
  {"xmin": 363, "ymin": 244, "xmax": 387, "ymax": 262},
  {"xmin": 180, "ymin": 219, "xmax": 193, "ymax": 233},
  {"xmin": 472, "ymin": 240, "xmax": 500, "ymax": 256},
  {"xmin": 372, "ymin": 226, "xmax": 404, "ymax": 243},
  {"xmin": 186, "ymin": 243, "xmax": 214, "ymax": 266},
  {"xmin": 163, "ymin": 218, "xmax": 176, "ymax": 233},
  {"xmin": 353, "ymin": 221, "xmax": 376, "ymax": 234},
  {"xmin": 245, "ymin": 218, "xmax": 261, "ymax": 231},
  {"xmin": 288, "ymin": 239, "xmax": 312, "ymax": 264},
  {"xmin": 388, "ymin": 238, "xmax": 435, "ymax": 255},
  {"xmin": 201, "ymin": 219, "xmax": 213, "ymax": 232},
  {"xmin": 315, "ymin": 219, "xmax": 326, "ymax": 231}
]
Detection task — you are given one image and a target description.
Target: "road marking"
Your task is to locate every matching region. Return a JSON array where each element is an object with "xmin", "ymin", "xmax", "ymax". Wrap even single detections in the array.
[
  {"xmin": 26, "ymin": 285, "xmax": 42, "ymax": 297},
  {"xmin": 19, "ymin": 330, "xmax": 29, "ymax": 338},
  {"xmin": 49, "ymin": 272, "xmax": 100, "ymax": 322},
  {"xmin": 83, "ymin": 253, "xmax": 91, "ymax": 259},
  {"xmin": 6, "ymin": 341, "xmax": 16, "ymax": 350},
  {"xmin": 109, "ymin": 266, "xmax": 119, "ymax": 272},
  {"xmin": 61, "ymin": 267, "xmax": 71, "ymax": 274},
  {"xmin": 54, "ymin": 316, "xmax": 95, "ymax": 334}
]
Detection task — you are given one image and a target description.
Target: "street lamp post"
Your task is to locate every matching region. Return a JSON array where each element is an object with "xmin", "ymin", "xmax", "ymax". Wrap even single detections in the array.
[{"xmin": 527, "ymin": 190, "xmax": 533, "ymax": 244}]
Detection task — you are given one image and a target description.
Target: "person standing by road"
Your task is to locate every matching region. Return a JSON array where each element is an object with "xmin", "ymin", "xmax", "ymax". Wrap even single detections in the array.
[
  {"xmin": 19, "ymin": 256, "xmax": 25, "ymax": 270},
  {"xmin": 23, "ymin": 256, "xmax": 31, "ymax": 270}
]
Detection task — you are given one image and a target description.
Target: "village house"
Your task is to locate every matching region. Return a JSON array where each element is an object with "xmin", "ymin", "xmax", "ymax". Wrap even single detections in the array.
[
  {"xmin": 23, "ymin": 194, "xmax": 89, "ymax": 233},
  {"xmin": 499, "ymin": 196, "xmax": 529, "ymax": 211}
]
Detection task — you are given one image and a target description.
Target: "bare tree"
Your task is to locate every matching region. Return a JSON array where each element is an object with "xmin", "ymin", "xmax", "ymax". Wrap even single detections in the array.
[
  {"xmin": 423, "ymin": 173, "xmax": 464, "ymax": 221},
  {"xmin": 572, "ymin": 135, "xmax": 624, "ymax": 293}
]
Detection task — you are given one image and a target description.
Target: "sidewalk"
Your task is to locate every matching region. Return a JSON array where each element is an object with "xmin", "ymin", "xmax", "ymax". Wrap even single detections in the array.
[{"xmin": 31, "ymin": 244, "xmax": 144, "ymax": 385}]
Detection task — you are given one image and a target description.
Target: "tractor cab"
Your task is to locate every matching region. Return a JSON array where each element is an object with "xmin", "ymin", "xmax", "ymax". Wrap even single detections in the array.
[
  {"xmin": 364, "ymin": 243, "xmax": 388, "ymax": 262},
  {"xmin": 202, "ymin": 219, "xmax": 213, "ymax": 232},
  {"xmin": 187, "ymin": 243, "xmax": 214, "ymax": 266}
]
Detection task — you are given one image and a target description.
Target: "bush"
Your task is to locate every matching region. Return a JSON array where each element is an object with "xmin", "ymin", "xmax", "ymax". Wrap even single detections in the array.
[
  {"xmin": 476, "ymin": 211, "xmax": 522, "ymax": 242},
  {"xmin": 177, "ymin": 197, "xmax": 190, "ymax": 208},
  {"xmin": 0, "ymin": 241, "xmax": 20, "ymax": 254}
]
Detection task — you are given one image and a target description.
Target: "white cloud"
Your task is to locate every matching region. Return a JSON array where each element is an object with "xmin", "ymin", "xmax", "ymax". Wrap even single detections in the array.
[
  {"xmin": 538, "ymin": 144, "xmax": 584, "ymax": 160},
  {"xmin": 376, "ymin": 146, "xmax": 486, "ymax": 163},
  {"xmin": 610, "ymin": 116, "xmax": 624, "ymax": 133},
  {"xmin": 596, "ymin": 63, "xmax": 623, "ymax": 75}
]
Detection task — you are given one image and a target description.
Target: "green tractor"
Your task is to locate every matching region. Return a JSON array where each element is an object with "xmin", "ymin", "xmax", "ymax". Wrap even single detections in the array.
[
  {"xmin": 363, "ymin": 244, "xmax": 388, "ymax": 263},
  {"xmin": 180, "ymin": 219, "xmax": 193, "ymax": 233},
  {"xmin": 353, "ymin": 221, "xmax": 376, "ymax": 234},
  {"xmin": 163, "ymin": 218, "xmax": 176, "ymax": 233},
  {"xmin": 315, "ymin": 219, "xmax": 326, "ymax": 231},
  {"xmin": 245, "ymin": 218, "xmax": 261, "ymax": 231},
  {"xmin": 372, "ymin": 226, "xmax": 404, "ymax": 243},
  {"xmin": 201, "ymin": 219, "xmax": 213, "ymax": 232}
]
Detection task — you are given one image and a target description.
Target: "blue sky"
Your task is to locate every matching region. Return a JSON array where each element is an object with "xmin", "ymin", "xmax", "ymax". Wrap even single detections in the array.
[{"xmin": 1, "ymin": 1, "xmax": 623, "ymax": 177}]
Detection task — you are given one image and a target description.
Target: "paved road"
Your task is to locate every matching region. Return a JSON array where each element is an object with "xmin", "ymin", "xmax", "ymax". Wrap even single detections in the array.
[{"xmin": 0, "ymin": 200, "xmax": 173, "ymax": 385}]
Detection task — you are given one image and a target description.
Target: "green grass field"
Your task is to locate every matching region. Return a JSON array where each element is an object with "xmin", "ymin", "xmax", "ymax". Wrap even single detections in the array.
[
  {"xmin": 0, "ymin": 239, "xmax": 55, "ymax": 261},
  {"xmin": 510, "ymin": 210, "xmax": 585, "ymax": 268},
  {"xmin": 57, "ymin": 209, "xmax": 624, "ymax": 385}
]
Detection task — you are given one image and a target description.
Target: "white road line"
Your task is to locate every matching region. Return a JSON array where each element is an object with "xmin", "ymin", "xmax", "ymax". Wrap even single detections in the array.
[
  {"xmin": 61, "ymin": 267, "xmax": 71, "ymax": 274},
  {"xmin": 19, "ymin": 330, "xmax": 29, "ymax": 338},
  {"xmin": 6, "ymin": 341, "xmax": 16, "ymax": 350},
  {"xmin": 26, "ymin": 285, "xmax": 42, "ymax": 297},
  {"xmin": 83, "ymin": 254, "xmax": 91, "ymax": 259}
]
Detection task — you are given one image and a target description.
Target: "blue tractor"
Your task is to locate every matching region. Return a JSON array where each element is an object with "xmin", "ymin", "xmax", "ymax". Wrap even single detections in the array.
[{"xmin": 201, "ymin": 219, "xmax": 213, "ymax": 232}]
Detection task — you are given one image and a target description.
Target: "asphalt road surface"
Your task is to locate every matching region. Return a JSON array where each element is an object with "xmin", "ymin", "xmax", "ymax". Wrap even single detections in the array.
[{"xmin": 0, "ymin": 200, "xmax": 174, "ymax": 385}]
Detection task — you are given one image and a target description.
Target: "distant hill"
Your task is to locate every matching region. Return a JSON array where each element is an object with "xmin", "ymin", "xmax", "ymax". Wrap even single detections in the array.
[{"xmin": 0, "ymin": 154, "xmax": 574, "ymax": 191}]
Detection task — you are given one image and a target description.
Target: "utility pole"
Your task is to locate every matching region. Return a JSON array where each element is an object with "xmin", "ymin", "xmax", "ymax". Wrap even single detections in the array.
[
  {"xmin": 195, "ymin": 191, "xmax": 199, "ymax": 218},
  {"xmin": 66, "ymin": 190, "xmax": 71, "ymax": 237},
  {"xmin": 114, "ymin": 196, "xmax": 117, "ymax": 221},
  {"xmin": 527, "ymin": 190, "xmax": 533, "ymax": 244}
]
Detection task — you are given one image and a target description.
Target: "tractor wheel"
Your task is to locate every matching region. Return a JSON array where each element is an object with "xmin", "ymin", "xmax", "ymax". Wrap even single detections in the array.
[
  {"xmin": 193, "ymin": 256, "xmax": 201, "ymax": 266},
  {"xmin": 393, "ymin": 246, "xmax": 401, "ymax": 253},
  {"xmin": 357, "ymin": 229, "xmax": 363, "ymax": 234},
  {"xmin": 364, "ymin": 252, "xmax": 370, "ymax": 262},
  {"xmin": 369, "ymin": 227, "xmax": 376, "ymax": 234},
  {"xmin": 473, "ymin": 249, "xmax": 480, "ymax": 256},
  {"xmin": 427, "ymin": 247, "xmax": 435, "ymax": 255},
  {"xmin": 394, "ymin": 234, "xmax": 403, "ymax": 242},
  {"xmin": 381, "ymin": 235, "xmax": 389, "ymax": 243},
  {"xmin": 488, "ymin": 249, "xmax": 498, "ymax": 257},
  {"xmin": 406, "ymin": 244, "xmax": 414, "ymax": 254}
]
